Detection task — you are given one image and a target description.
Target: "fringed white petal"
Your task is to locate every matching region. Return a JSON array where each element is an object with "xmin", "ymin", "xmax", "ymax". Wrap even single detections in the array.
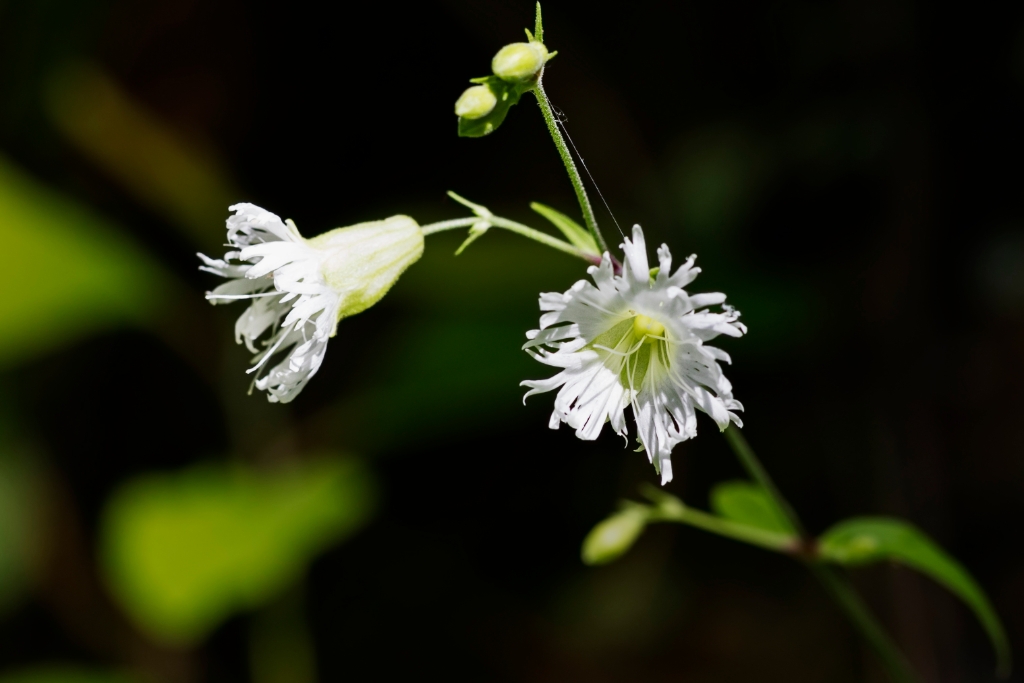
[
  {"xmin": 522, "ymin": 225, "xmax": 746, "ymax": 484},
  {"xmin": 199, "ymin": 204, "xmax": 342, "ymax": 403}
]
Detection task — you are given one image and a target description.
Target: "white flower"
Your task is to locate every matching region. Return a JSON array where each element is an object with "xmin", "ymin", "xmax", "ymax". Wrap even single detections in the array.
[
  {"xmin": 522, "ymin": 225, "xmax": 746, "ymax": 484},
  {"xmin": 199, "ymin": 203, "xmax": 423, "ymax": 403}
]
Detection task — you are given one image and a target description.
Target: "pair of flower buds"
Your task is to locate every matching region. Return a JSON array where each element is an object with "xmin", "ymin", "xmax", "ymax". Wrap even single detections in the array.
[
  {"xmin": 199, "ymin": 202, "xmax": 745, "ymax": 484},
  {"xmin": 454, "ymin": 40, "xmax": 552, "ymax": 120}
]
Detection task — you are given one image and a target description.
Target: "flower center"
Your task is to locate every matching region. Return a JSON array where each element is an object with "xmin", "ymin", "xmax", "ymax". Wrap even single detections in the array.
[{"xmin": 632, "ymin": 314, "xmax": 665, "ymax": 342}]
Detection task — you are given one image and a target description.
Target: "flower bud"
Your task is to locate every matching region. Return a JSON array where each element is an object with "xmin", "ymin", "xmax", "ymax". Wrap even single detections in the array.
[
  {"xmin": 492, "ymin": 41, "xmax": 548, "ymax": 81},
  {"xmin": 454, "ymin": 85, "xmax": 497, "ymax": 120},
  {"xmin": 581, "ymin": 506, "xmax": 649, "ymax": 565},
  {"xmin": 308, "ymin": 215, "xmax": 424, "ymax": 321}
]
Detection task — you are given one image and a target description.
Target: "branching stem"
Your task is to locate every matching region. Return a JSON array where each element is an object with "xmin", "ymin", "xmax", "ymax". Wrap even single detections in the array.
[
  {"xmin": 721, "ymin": 426, "xmax": 918, "ymax": 683},
  {"xmin": 420, "ymin": 216, "xmax": 598, "ymax": 263},
  {"xmin": 650, "ymin": 499, "xmax": 798, "ymax": 553}
]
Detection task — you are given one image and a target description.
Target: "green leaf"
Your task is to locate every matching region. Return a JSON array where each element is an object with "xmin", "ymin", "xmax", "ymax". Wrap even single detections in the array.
[
  {"xmin": 710, "ymin": 480, "xmax": 796, "ymax": 535},
  {"xmin": 46, "ymin": 63, "xmax": 239, "ymax": 251},
  {"xmin": 454, "ymin": 221, "xmax": 490, "ymax": 255},
  {"xmin": 99, "ymin": 456, "xmax": 375, "ymax": 646},
  {"xmin": 458, "ymin": 77, "xmax": 535, "ymax": 138},
  {"xmin": 0, "ymin": 155, "xmax": 168, "ymax": 368},
  {"xmin": 581, "ymin": 505, "xmax": 650, "ymax": 566},
  {"xmin": 819, "ymin": 517, "xmax": 1011, "ymax": 677},
  {"xmin": 530, "ymin": 202, "xmax": 599, "ymax": 255},
  {"xmin": 446, "ymin": 191, "xmax": 492, "ymax": 218},
  {"xmin": 534, "ymin": 2, "xmax": 544, "ymax": 44}
]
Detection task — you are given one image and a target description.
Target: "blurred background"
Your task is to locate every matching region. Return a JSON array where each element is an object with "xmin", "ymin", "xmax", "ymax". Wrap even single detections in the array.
[{"xmin": 0, "ymin": 0, "xmax": 1023, "ymax": 681}]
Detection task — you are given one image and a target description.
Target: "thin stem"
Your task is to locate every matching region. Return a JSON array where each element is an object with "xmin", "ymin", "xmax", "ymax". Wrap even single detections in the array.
[
  {"xmin": 532, "ymin": 77, "xmax": 609, "ymax": 254},
  {"xmin": 724, "ymin": 425, "xmax": 807, "ymax": 537},
  {"xmin": 420, "ymin": 215, "xmax": 597, "ymax": 263},
  {"xmin": 419, "ymin": 217, "xmax": 478, "ymax": 234},
  {"xmin": 811, "ymin": 565, "xmax": 918, "ymax": 683},
  {"xmin": 651, "ymin": 502, "xmax": 797, "ymax": 554},
  {"xmin": 721, "ymin": 426, "xmax": 919, "ymax": 683}
]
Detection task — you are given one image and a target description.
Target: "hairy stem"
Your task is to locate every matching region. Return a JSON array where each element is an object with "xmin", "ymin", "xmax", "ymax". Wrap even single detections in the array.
[{"xmin": 531, "ymin": 78, "xmax": 609, "ymax": 254}]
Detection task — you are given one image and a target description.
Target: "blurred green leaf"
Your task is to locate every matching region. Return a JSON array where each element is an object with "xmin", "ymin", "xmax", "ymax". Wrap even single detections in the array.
[
  {"xmin": 100, "ymin": 456, "xmax": 375, "ymax": 646},
  {"xmin": 530, "ymin": 202, "xmax": 599, "ymax": 255},
  {"xmin": 0, "ymin": 448, "xmax": 42, "ymax": 615},
  {"xmin": 710, "ymin": 480, "xmax": 795, "ymax": 535},
  {"xmin": 819, "ymin": 517, "xmax": 1010, "ymax": 676},
  {"xmin": 581, "ymin": 505, "xmax": 649, "ymax": 566},
  {"xmin": 0, "ymin": 154, "xmax": 167, "ymax": 368},
  {"xmin": 0, "ymin": 667, "xmax": 132, "ymax": 683},
  {"xmin": 46, "ymin": 63, "xmax": 239, "ymax": 251}
]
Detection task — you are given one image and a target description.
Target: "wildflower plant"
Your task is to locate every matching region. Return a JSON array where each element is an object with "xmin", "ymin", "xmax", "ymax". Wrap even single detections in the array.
[{"xmin": 201, "ymin": 6, "xmax": 1010, "ymax": 681}]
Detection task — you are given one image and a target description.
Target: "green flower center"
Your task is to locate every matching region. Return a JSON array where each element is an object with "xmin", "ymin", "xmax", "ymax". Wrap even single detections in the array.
[
  {"xmin": 590, "ymin": 314, "xmax": 671, "ymax": 393},
  {"xmin": 632, "ymin": 314, "xmax": 665, "ymax": 342}
]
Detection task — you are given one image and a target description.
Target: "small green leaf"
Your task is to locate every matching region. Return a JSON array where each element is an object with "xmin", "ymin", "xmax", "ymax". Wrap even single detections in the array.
[
  {"xmin": 100, "ymin": 456, "xmax": 375, "ymax": 646},
  {"xmin": 457, "ymin": 77, "xmax": 537, "ymax": 138},
  {"xmin": 454, "ymin": 221, "xmax": 490, "ymax": 255},
  {"xmin": 446, "ymin": 191, "xmax": 492, "ymax": 218},
  {"xmin": 530, "ymin": 202, "xmax": 599, "ymax": 255},
  {"xmin": 819, "ymin": 517, "xmax": 1011, "ymax": 677},
  {"xmin": 710, "ymin": 480, "xmax": 795, "ymax": 535},
  {"xmin": 534, "ymin": 2, "xmax": 544, "ymax": 44},
  {"xmin": 581, "ymin": 505, "xmax": 649, "ymax": 566}
]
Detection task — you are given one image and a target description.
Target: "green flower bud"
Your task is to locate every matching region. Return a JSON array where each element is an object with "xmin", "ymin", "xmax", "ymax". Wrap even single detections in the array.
[
  {"xmin": 307, "ymin": 215, "xmax": 424, "ymax": 321},
  {"xmin": 581, "ymin": 506, "xmax": 649, "ymax": 565},
  {"xmin": 454, "ymin": 85, "xmax": 497, "ymax": 120},
  {"xmin": 491, "ymin": 41, "xmax": 548, "ymax": 81}
]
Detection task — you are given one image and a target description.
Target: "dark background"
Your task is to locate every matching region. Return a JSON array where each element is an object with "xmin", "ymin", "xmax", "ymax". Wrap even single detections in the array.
[{"xmin": 1, "ymin": 0, "xmax": 1023, "ymax": 681}]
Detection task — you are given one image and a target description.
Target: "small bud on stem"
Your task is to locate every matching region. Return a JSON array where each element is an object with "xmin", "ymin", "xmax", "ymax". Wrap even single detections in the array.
[
  {"xmin": 492, "ymin": 41, "xmax": 548, "ymax": 81},
  {"xmin": 454, "ymin": 85, "xmax": 497, "ymax": 119}
]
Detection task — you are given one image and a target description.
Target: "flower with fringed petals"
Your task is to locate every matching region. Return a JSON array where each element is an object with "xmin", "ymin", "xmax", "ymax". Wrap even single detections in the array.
[
  {"xmin": 522, "ymin": 225, "xmax": 746, "ymax": 484},
  {"xmin": 199, "ymin": 203, "xmax": 423, "ymax": 403}
]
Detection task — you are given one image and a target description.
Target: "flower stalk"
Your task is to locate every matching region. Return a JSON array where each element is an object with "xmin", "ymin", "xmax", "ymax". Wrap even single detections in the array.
[
  {"xmin": 531, "ymin": 79, "xmax": 609, "ymax": 255},
  {"xmin": 722, "ymin": 426, "xmax": 918, "ymax": 683},
  {"xmin": 641, "ymin": 485, "xmax": 798, "ymax": 553},
  {"xmin": 420, "ymin": 215, "xmax": 598, "ymax": 263}
]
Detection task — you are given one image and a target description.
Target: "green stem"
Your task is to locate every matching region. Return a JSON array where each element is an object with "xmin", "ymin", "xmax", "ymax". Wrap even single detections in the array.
[
  {"xmin": 419, "ymin": 217, "xmax": 478, "ymax": 234},
  {"xmin": 723, "ymin": 426, "xmax": 806, "ymax": 537},
  {"xmin": 721, "ymin": 426, "xmax": 919, "ymax": 683},
  {"xmin": 420, "ymin": 216, "xmax": 597, "ymax": 263},
  {"xmin": 812, "ymin": 565, "xmax": 918, "ymax": 683},
  {"xmin": 652, "ymin": 501, "xmax": 797, "ymax": 553},
  {"xmin": 531, "ymin": 77, "xmax": 609, "ymax": 254}
]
